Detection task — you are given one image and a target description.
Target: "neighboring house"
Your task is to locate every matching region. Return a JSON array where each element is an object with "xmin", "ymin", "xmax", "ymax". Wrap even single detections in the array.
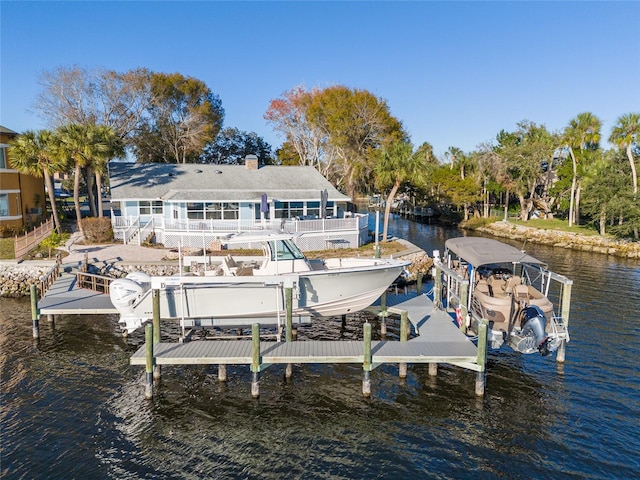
[
  {"xmin": 0, "ymin": 125, "xmax": 46, "ymax": 234},
  {"xmin": 108, "ymin": 155, "xmax": 370, "ymax": 251}
]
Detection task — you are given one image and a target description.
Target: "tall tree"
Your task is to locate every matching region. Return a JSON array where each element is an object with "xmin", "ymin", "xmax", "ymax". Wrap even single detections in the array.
[
  {"xmin": 201, "ymin": 127, "xmax": 273, "ymax": 165},
  {"xmin": 35, "ymin": 66, "xmax": 151, "ymax": 144},
  {"xmin": 563, "ymin": 112, "xmax": 602, "ymax": 226},
  {"xmin": 306, "ymin": 86, "xmax": 407, "ymax": 199},
  {"xmin": 374, "ymin": 141, "xmax": 426, "ymax": 241},
  {"xmin": 495, "ymin": 121, "xmax": 557, "ymax": 220},
  {"xmin": 133, "ymin": 72, "xmax": 224, "ymax": 163},
  {"xmin": 9, "ymin": 130, "xmax": 68, "ymax": 233},
  {"xmin": 266, "ymin": 85, "xmax": 406, "ymax": 198},
  {"xmin": 265, "ymin": 86, "xmax": 331, "ymax": 172},
  {"xmin": 55, "ymin": 124, "xmax": 112, "ymax": 237},
  {"xmin": 609, "ymin": 113, "xmax": 639, "ymax": 196},
  {"xmin": 91, "ymin": 125, "xmax": 125, "ymax": 217}
]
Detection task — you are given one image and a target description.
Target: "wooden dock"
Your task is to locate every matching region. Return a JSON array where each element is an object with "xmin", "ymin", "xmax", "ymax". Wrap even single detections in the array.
[
  {"xmin": 131, "ymin": 295, "xmax": 478, "ymax": 367},
  {"xmin": 38, "ymin": 270, "xmax": 117, "ymax": 315},
  {"xmin": 130, "ymin": 294, "xmax": 487, "ymax": 399}
]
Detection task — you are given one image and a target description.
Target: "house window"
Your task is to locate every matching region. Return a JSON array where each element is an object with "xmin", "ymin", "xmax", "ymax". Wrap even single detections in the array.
[
  {"xmin": 0, "ymin": 147, "xmax": 7, "ymax": 169},
  {"xmin": 306, "ymin": 201, "xmax": 320, "ymax": 217},
  {"xmin": 139, "ymin": 200, "xmax": 163, "ymax": 215},
  {"xmin": 187, "ymin": 202, "xmax": 239, "ymax": 220},
  {"xmin": 187, "ymin": 202, "xmax": 204, "ymax": 220},
  {"xmin": 0, "ymin": 193, "xmax": 8, "ymax": 216},
  {"xmin": 222, "ymin": 203, "xmax": 238, "ymax": 220},
  {"xmin": 290, "ymin": 201, "xmax": 304, "ymax": 218}
]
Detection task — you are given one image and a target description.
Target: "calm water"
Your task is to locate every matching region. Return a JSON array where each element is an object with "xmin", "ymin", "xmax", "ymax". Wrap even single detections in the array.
[{"xmin": 2, "ymin": 216, "xmax": 639, "ymax": 479}]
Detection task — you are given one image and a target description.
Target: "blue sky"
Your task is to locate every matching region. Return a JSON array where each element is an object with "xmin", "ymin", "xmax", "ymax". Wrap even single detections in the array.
[{"xmin": 1, "ymin": 1, "xmax": 639, "ymax": 158}]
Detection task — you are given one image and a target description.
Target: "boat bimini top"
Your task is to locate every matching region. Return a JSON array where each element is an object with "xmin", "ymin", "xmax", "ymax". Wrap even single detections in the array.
[{"xmin": 444, "ymin": 237, "xmax": 546, "ymax": 268}]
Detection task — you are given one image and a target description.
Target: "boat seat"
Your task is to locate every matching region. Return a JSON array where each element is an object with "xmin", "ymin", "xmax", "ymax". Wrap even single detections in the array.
[
  {"xmin": 514, "ymin": 284, "xmax": 529, "ymax": 299},
  {"xmin": 221, "ymin": 255, "xmax": 238, "ymax": 276},
  {"xmin": 487, "ymin": 275, "xmax": 503, "ymax": 296},
  {"xmin": 503, "ymin": 275, "xmax": 522, "ymax": 294}
]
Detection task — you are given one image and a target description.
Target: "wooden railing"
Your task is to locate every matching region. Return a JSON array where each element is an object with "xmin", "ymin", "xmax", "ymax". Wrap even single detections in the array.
[
  {"xmin": 75, "ymin": 271, "xmax": 115, "ymax": 294},
  {"xmin": 38, "ymin": 252, "xmax": 62, "ymax": 298},
  {"xmin": 14, "ymin": 217, "xmax": 54, "ymax": 259}
]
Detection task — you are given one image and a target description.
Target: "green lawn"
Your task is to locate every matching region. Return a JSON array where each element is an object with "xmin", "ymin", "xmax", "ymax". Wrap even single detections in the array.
[
  {"xmin": 0, "ymin": 237, "xmax": 15, "ymax": 259},
  {"xmin": 511, "ymin": 218, "xmax": 601, "ymax": 236}
]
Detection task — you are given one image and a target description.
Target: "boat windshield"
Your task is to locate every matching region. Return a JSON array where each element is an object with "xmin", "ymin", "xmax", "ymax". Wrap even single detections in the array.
[{"xmin": 271, "ymin": 239, "xmax": 306, "ymax": 261}]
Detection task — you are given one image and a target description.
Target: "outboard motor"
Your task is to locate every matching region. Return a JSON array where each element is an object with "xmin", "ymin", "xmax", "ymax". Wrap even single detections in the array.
[
  {"xmin": 509, "ymin": 305, "xmax": 552, "ymax": 356},
  {"xmin": 109, "ymin": 272, "xmax": 152, "ymax": 335}
]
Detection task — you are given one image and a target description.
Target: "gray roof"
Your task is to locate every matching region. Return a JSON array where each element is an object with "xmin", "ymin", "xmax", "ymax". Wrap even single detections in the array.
[
  {"xmin": 108, "ymin": 162, "xmax": 350, "ymax": 203},
  {"xmin": 0, "ymin": 125, "xmax": 18, "ymax": 135},
  {"xmin": 444, "ymin": 237, "xmax": 545, "ymax": 267}
]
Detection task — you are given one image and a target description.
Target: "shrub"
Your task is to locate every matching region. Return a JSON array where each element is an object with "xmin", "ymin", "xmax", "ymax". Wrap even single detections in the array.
[
  {"xmin": 40, "ymin": 232, "xmax": 63, "ymax": 258},
  {"xmin": 82, "ymin": 217, "xmax": 113, "ymax": 244}
]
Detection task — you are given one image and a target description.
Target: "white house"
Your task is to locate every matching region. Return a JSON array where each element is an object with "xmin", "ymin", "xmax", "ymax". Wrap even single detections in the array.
[{"xmin": 108, "ymin": 156, "xmax": 369, "ymax": 251}]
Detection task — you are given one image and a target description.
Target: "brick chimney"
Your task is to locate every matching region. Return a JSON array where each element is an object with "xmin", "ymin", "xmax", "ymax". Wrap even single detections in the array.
[{"xmin": 245, "ymin": 154, "xmax": 259, "ymax": 170}]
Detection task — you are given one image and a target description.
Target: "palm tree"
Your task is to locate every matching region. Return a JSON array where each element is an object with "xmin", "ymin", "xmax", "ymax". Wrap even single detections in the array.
[
  {"xmin": 91, "ymin": 125, "xmax": 124, "ymax": 217},
  {"xmin": 9, "ymin": 130, "xmax": 68, "ymax": 233},
  {"xmin": 564, "ymin": 112, "xmax": 602, "ymax": 226},
  {"xmin": 609, "ymin": 113, "xmax": 639, "ymax": 196},
  {"xmin": 55, "ymin": 124, "xmax": 111, "ymax": 238},
  {"xmin": 374, "ymin": 141, "xmax": 425, "ymax": 242}
]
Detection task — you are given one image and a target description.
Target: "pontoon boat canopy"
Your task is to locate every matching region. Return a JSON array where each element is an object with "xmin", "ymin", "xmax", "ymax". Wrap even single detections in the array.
[{"xmin": 445, "ymin": 237, "xmax": 545, "ymax": 267}]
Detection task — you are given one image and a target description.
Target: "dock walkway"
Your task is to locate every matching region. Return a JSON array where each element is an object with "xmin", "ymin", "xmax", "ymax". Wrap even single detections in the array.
[
  {"xmin": 130, "ymin": 295, "xmax": 479, "ymax": 369},
  {"xmin": 38, "ymin": 268, "xmax": 116, "ymax": 315}
]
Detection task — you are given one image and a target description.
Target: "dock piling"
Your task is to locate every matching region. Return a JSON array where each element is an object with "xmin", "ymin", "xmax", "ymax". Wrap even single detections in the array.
[
  {"xmin": 285, "ymin": 287, "xmax": 293, "ymax": 380},
  {"xmin": 218, "ymin": 364, "xmax": 227, "ymax": 382},
  {"xmin": 30, "ymin": 284, "xmax": 39, "ymax": 339},
  {"xmin": 145, "ymin": 323, "xmax": 154, "ymax": 399},
  {"xmin": 399, "ymin": 310, "xmax": 408, "ymax": 378},
  {"xmin": 417, "ymin": 272, "xmax": 423, "ymax": 295},
  {"xmin": 251, "ymin": 323, "xmax": 261, "ymax": 398},
  {"xmin": 475, "ymin": 319, "xmax": 488, "ymax": 396},
  {"xmin": 363, "ymin": 322, "xmax": 372, "ymax": 397},
  {"xmin": 557, "ymin": 282, "xmax": 573, "ymax": 363},
  {"xmin": 152, "ymin": 289, "xmax": 161, "ymax": 379},
  {"xmin": 460, "ymin": 281, "xmax": 469, "ymax": 335}
]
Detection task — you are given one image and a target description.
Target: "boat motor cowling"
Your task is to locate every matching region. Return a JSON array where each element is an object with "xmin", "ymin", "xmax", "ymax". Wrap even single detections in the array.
[{"xmin": 509, "ymin": 306, "xmax": 552, "ymax": 356}]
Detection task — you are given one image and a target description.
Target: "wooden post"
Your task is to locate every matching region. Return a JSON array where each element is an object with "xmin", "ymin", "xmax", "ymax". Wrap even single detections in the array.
[
  {"xmin": 218, "ymin": 364, "xmax": 227, "ymax": 382},
  {"xmin": 399, "ymin": 310, "xmax": 408, "ymax": 378},
  {"xmin": 380, "ymin": 316, "xmax": 387, "ymax": 337},
  {"xmin": 251, "ymin": 323, "xmax": 260, "ymax": 398},
  {"xmin": 285, "ymin": 286, "xmax": 293, "ymax": 380},
  {"xmin": 460, "ymin": 281, "xmax": 469, "ymax": 334},
  {"xmin": 557, "ymin": 281, "xmax": 573, "ymax": 363},
  {"xmin": 475, "ymin": 319, "xmax": 489, "ymax": 396},
  {"xmin": 433, "ymin": 264, "xmax": 442, "ymax": 308},
  {"xmin": 363, "ymin": 322, "xmax": 372, "ymax": 398},
  {"xmin": 341, "ymin": 314, "xmax": 347, "ymax": 329},
  {"xmin": 417, "ymin": 272, "xmax": 423, "ymax": 295},
  {"xmin": 429, "ymin": 363, "xmax": 438, "ymax": 376},
  {"xmin": 30, "ymin": 284, "xmax": 39, "ymax": 339},
  {"xmin": 285, "ymin": 287, "xmax": 293, "ymax": 342},
  {"xmin": 145, "ymin": 323, "xmax": 154, "ymax": 399},
  {"xmin": 152, "ymin": 289, "xmax": 161, "ymax": 379}
]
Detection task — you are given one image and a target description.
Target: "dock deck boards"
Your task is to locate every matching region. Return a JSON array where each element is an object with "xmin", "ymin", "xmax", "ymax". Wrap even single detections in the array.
[
  {"xmin": 38, "ymin": 271, "xmax": 117, "ymax": 315},
  {"xmin": 130, "ymin": 295, "xmax": 478, "ymax": 368}
]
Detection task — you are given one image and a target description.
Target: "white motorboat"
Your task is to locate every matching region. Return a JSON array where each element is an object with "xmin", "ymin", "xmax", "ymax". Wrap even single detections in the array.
[
  {"xmin": 437, "ymin": 237, "xmax": 572, "ymax": 355},
  {"xmin": 110, "ymin": 232, "xmax": 410, "ymax": 334}
]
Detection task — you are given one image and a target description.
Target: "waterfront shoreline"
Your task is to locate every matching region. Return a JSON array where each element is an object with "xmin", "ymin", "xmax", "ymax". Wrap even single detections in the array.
[{"xmin": 468, "ymin": 221, "xmax": 640, "ymax": 259}]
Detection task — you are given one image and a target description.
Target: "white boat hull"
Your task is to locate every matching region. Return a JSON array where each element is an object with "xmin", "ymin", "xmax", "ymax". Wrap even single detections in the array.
[{"xmin": 112, "ymin": 260, "xmax": 408, "ymax": 333}]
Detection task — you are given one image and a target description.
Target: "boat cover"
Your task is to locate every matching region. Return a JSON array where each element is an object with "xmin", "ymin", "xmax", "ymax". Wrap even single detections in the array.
[{"xmin": 444, "ymin": 237, "xmax": 545, "ymax": 267}]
